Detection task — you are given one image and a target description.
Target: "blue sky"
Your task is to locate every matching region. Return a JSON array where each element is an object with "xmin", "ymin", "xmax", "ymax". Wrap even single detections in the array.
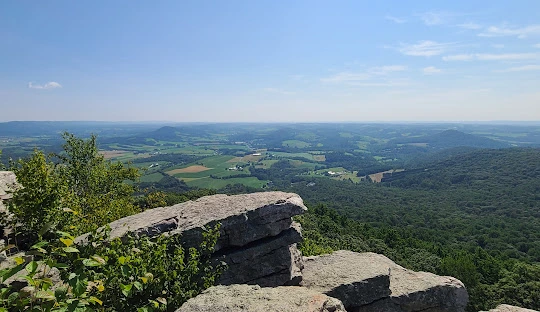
[{"xmin": 1, "ymin": 0, "xmax": 540, "ymax": 122}]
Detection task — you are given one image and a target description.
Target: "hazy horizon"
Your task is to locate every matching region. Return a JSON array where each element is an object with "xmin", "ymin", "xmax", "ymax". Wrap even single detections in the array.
[{"xmin": 2, "ymin": 1, "xmax": 540, "ymax": 122}]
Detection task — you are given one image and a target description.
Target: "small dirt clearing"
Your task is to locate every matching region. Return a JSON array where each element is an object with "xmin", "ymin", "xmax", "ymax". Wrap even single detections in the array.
[
  {"xmin": 167, "ymin": 165, "xmax": 211, "ymax": 174},
  {"xmin": 100, "ymin": 150, "xmax": 129, "ymax": 159}
]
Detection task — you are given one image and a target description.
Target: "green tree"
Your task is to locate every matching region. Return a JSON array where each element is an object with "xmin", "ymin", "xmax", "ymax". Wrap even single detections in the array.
[
  {"xmin": 56, "ymin": 132, "xmax": 140, "ymax": 233},
  {"xmin": 8, "ymin": 133, "xmax": 141, "ymax": 243}
]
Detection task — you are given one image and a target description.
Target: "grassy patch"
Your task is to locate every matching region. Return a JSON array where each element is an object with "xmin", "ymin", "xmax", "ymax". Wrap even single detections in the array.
[{"xmin": 282, "ymin": 140, "xmax": 311, "ymax": 148}]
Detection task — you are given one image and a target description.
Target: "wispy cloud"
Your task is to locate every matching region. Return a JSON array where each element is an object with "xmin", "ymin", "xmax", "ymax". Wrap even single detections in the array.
[
  {"xmin": 443, "ymin": 53, "xmax": 539, "ymax": 61},
  {"xmin": 496, "ymin": 65, "xmax": 540, "ymax": 72},
  {"xmin": 457, "ymin": 22, "xmax": 482, "ymax": 30},
  {"xmin": 321, "ymin": 72, "xmax": 370, "ymax": 83},
  {"xmin": 492, "ymin": 44, "xmax": 505, "ymax": 49},
  {"xmin": 385, "ymin": 15, "xmax": 406, "ymax": 24},
  {"xmin": 369, "ymin": 65, "xmax": 407, "ymax": 75},
  {"xmin": 479, "ymin": 24, "xmax": 540, "ymax": 38},
  {"xmin": 398, "ymin": 41, "xmax": 455, "ymax": 57},
  {"xmin": 418, "ymin": 11, "xmax": 455, "ymax": 26},
  {"xmin": 261, "ymin": 87, "xmax": 295, "ymax": 95},
  {"xmin": 477, "ymin": 53, "xmax": 538, "ymax": 61},
  {"xmin": 321, "ymin": 65, "xmax": 408, "ymax": 86},
  {"xmin": 534, "ymin": 43, "xmax": 540, "ymax": 48},
  {"xmin": 423, "ymin": 66, "xmax": 442, "ymax": 74},
  {"xmin": 28, "ymin": 82, "xmax": 62, "ymax": 89}
]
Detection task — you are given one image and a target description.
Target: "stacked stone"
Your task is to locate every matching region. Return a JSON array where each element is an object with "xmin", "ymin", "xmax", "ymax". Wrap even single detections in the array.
[{"xmin": 82, "ymin": 191, "xmax": 306, "ymax": 287}]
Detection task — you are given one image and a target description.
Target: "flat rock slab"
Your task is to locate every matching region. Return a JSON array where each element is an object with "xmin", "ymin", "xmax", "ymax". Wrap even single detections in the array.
[
  {"xmin": 348, "ymin": 251, "xmax": 468, "ymax": 312},
  {"xmin": 486, "ymin": 305, "xmax": 538, "ymax": 312},
  {"xmin": 301, "ymin": 250, "xmax": 391, "ymax": 308},
  {"xmin": 76, "ymin": 192, "xmax": 307, "ymax": 251},
  {"xmin": 176, "ymin": 284, "xmax": 346, "ymax": 312}
]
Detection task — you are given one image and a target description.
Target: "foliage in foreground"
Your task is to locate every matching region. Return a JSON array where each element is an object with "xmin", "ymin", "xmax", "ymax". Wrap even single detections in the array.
[
  {"xmin": 5, "ymin": 133, "xmax": 140, "ymax": 245},
  {"xmin": 1, "ymin": 221, "xmax": 222, "ymax": 311}
]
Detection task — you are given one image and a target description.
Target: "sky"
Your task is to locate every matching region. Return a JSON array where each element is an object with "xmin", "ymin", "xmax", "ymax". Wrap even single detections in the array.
[{"xmin": 1, "ymin": 0, "xmax": 540, "ymax": 122}]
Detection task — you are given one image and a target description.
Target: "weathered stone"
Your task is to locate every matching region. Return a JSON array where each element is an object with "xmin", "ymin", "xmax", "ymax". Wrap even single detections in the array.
[
  {"xmin": 485, "ymin": 304, "xmax": 538, "ymax": 312},
  {"xmin": 176, "ymin": 284, "xmax": 347, "ymax": 312},
  {"xmin": 347, "ymin": 251, "xmax": 468, "ymax": 312},
  {"xmin": 216, "ymin": 223, "xmax": 302, "ymax": 286},
  {"xmin": 77, "ymin": 192, "xmax": 306, "ymax": 251},
  {"xmin": 0, "ymin": 171, "xmax": 17, "ymax": 215},
  {"xmin": 301, "ymin": 250, "xmax": 391, "ymax": 309}
]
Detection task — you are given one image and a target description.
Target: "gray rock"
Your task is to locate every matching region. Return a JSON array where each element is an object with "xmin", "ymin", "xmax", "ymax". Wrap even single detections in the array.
[
  {"xmin": 485, "ymin": 304, "xmax": 538, "ymax": 312},
  {"xmin": 176, "ymin": 284, "xmax": 347, "ymax": 312},
  {"xmin": 0, "ymin": 171, "xmax": 17, "ymax": 215},
  {"xmin": 301, "ymin": 250, "xmax": 391, "ymax": 309},
  {"xmin": 77, "ymin": 192, "xmax": 306, "ymax": 251},
  {"xmin": 217, "ymin": 223, "xmax": 303, "ymax": 286},
  {"xmin": 347, "ymin": 251, "xmax": 468, "ymax": 312}
]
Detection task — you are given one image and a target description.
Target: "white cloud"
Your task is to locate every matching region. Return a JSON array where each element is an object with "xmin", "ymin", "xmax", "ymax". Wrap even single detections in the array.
[
  {"xmin": 492, "ymin": 44, "xmax": 505, "ymax": 49},
  {"xmin": 419, "ymin": 11, "xmax": 450, "ymax": 26},
  {"xmin": 457, "ymin": 22, "xmax": 482, "ymax": 30},
  {"xmin": 321, "ymin": 72, "xmax": 370, "ymax": 83},
  {"xmin": 28, "ymin": 82, "xmax": 62, "ymax": 89},
  {"xmin": 261, "ymin": 88, "xmax": 295, "ymax": 95},
  {"xmin": 477, "ymin": 53, "xmax": 538, "ymax": 61},
  {"xmin": 369, "ymin": 65, "xmax": 407, "ymax": 75},
  {"xmin": 398, "ymin": 40, "xmax": 454, "ymax": 57},
  {"xmin": 534, "ymin": 43, "xmax": 540, "ymax": 48},
  {"xmin": 479, "ymin": 24, "xmax": 540, "ymax": 38},
  {"xmin": 385, "ymin": 15, "xmax": 406, "ymax": 24},
  {"xmin": 443, "ymin": 53, "xmax": 538, "ymax": 61},
  {"xmin": 442, "ymin": 54, "xmax": 474, "ymax": 61},
  {"xmin": 497, "ymin": 65, "xmax": 540, "ymax": 72},
  {"xmin": 322, "ymin": 65, "xmax": 407, "ymax": 83},
  {"xmin": 423, "ymin": 66, "xmax": 442, "ymax": 74}
]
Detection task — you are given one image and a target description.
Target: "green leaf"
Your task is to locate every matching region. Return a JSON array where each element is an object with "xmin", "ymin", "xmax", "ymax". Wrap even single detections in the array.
[
  {"xmin": 133, "ymin": 281, "xmax": 143, "ymax": 291},
  {"xmin": 60, "ymin": 237, "xmax": 74, "ymax": 247},
  {"xmin": 56, "ymin": 231, "xmax": 75, "ymax": 240},
  {"xmin": 38, "ymin": 222, "xmax": 54, "ymax": 236},
  {"xmin": 90, "ymin": 255, "xmax": 106, "ymax": 265},
  {"xmin": 0, "ymin": 263, "xmax": 24, "ymax": 283},
  {"xmin": 118, "ymin": 256, "xmax": 127, "ymax": 265},
  {"xmin": 53, "ymin": 262, "xmax": 70, "ymax": 269},
  {"xmin": 121, "ymin": 265, "xmax": 131, "ymax": 277},
  {"xmin": 88, "ymin": 296, "xmax": 103, "ymax": 306},
  {"xmin": 35, "ymin": 290, "xmax": 55, "ymax": 300},
  {"xmin": 25, "ymin": 261, "xmax": 38, "ymax": 274},
  {"xmin": 63, "ymin": 247, "xmax": 80, "ymax": 253},
  {"xmin": 55, "ymin": 286, "xmax": 68, "ymax": 300},
  {"xmin": 120, "ymin": 283, "xmax": 133, "ymax": 297},
  {"xmin": 68, "ymin": 275, "xmax": 87, "ymax": 297},
  {"xmin": 82, "ymin": 258, "xmax": 102, "ymax": 267}
]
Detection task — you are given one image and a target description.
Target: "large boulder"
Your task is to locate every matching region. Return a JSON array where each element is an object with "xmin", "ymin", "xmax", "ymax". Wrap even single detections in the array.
[
  {"xmin": 76, "ymin": 192, "xmax": 307, "ymax": 287},
  {"xmin": 485, "ymin": 305, "xmax": 538, "ymax": 312},
  {"xmin": 301, "ymin": 250, "xmax": 391, "ymax": 309},
  {"xmin": 176, "ymin": 284, "xmax": 346, "ymax": 312},
  {"xmin": 302, "ymin": 250, "xmax": 468, "ymax": 312}
]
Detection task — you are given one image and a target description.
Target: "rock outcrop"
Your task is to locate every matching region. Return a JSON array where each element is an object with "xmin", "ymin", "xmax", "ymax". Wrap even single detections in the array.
[
  {"xmin": 176, "ymin": 284, "xmax": 347, "ymax": 312},
  {"xmin": 302, "ymin": 250, "xmax": 468, "ymax": 312},
  {"xmin": 485, "ymin": 305, "xmax": 538, "ymax": 312},
  {"xmin": 76, "ymin": 191, "xmax": 307, "ymax": 287},
  {"xmin": 0, "ymin": 171, "xmax": 16, "ymax": 215}
]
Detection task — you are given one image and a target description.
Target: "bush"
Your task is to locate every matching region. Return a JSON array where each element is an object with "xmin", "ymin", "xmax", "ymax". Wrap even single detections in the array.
[{"xmin": 1, "ymin": 222, "xmax": 223, "ymax": 311}]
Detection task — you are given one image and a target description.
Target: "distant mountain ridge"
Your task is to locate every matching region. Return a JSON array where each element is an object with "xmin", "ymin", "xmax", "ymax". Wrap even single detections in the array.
[{"xmin": 392, "ymin": 129, "xmax": 510, "ymax": 149}]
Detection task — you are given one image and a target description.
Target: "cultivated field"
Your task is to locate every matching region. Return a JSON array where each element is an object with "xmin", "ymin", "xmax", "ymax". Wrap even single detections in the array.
[{"xmin": 167, "ymin": 165, "xmax": 211, "ymax": 174}]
